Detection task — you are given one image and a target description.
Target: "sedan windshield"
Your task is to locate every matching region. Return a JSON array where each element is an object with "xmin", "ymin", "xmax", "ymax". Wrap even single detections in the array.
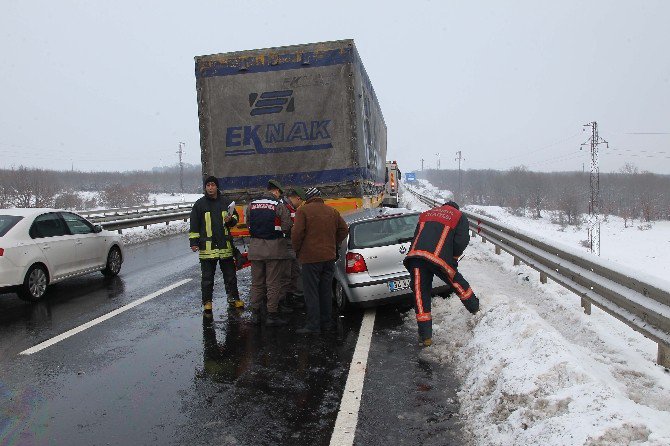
[
  {"xmin": 0, "ymin": 215, "xmax": 23, "ymax": 237},
  {"xmin": 350, "ymin": 214, "xmax": 419, "ymax": 249}
]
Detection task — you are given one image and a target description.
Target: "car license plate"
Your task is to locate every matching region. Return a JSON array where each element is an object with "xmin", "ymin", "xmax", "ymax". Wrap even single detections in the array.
[{"xmin": 388, "ymin": 278, "xmax": 410, "ymax": 292}]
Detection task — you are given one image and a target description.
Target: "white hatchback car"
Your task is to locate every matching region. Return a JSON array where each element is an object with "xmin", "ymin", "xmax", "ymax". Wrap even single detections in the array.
[
  {"xmin": 0, "ymin": 208, "xmax": 124, "ymax": 301},
  {"xmin": 333, "ymin": 207, "xmax": 450, "ymax": 310}
]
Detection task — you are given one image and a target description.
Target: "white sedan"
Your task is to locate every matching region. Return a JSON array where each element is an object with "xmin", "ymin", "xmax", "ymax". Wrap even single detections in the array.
[{"xmin": 0, "ymin": 208, "xmax": 124, "ymax": 301}]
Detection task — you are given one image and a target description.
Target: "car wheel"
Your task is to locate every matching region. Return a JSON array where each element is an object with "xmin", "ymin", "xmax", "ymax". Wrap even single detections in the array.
[
  {"xmin": 102, "ymin": 246, "xmax": 122, "ymax": 277},
  {"xmin": 334, "ymin": 280, "xmax": 349, "ymax": 312},
  {"xmin": 18, "ymin": 264, "xmax": 49, "ymax": 302}
]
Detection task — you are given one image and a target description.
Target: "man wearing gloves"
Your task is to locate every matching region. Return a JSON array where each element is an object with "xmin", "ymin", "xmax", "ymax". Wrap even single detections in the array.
[
  {"xmin": 189, "ymin": 175, "xmax": 243, "ymax": 314},
  {"xmin": 403, "ymin": 200, "xmax": 479, "ymax": 347}
]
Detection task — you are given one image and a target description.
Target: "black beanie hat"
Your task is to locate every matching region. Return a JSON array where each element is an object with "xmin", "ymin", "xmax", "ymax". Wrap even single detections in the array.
[
  {"xmin": 204, "ymin": 176, "xmax": 219, "ymax": 189},
  {"xmin": 444, "ymin": 200, "xmax": 460, "ymax": 210}
]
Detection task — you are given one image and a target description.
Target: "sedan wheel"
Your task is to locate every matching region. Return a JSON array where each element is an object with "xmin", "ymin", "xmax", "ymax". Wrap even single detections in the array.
[
  {"xmin": 102, "ymin": 246, "xmax": 122, "ymax": 277},
  {"xmin": 18, "ymin": 265, "xmax": 49, "ymax": 302},
  {"xmin": 334, "ymin": 280, "xmax": 349, "ymax": 312}
]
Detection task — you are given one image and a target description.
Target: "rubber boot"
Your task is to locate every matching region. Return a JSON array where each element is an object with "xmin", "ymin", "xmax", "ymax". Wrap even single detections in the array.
[
  {"xmin": 228, "ymin": 299, "xmax": 245, "ymax": 309},
  {"xmin": 203, "ymin": 301, "xmax": 213, "ymax": 314}
]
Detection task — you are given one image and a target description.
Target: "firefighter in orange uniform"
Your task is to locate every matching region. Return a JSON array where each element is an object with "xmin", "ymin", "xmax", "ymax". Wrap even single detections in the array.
[{"xmin": 403, "ymin": 201, "xmax": 479, "ymax": 347}]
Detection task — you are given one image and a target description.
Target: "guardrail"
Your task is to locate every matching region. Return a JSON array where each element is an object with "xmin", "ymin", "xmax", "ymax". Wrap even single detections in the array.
[
  {"xmin": 405, "ymin": 186, "xmax": 670, "ymax": 368},
  {"xmin": 82, "ymin": 202, "xmax": 195, "ymax": 233}
]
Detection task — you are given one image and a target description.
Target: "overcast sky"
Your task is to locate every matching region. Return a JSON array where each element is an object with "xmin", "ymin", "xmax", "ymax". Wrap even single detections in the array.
[{"xmin": 1, "ymin": 1, "xmax": 669, "ymax": 174}]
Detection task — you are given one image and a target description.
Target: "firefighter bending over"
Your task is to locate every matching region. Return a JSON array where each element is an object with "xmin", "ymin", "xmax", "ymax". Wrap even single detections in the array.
[{"xmin": 403, "ymin": 201, "xmax": 479, "ymax": 347}]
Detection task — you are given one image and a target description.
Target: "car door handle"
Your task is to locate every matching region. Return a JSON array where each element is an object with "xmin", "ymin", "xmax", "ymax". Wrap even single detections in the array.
[
  {"xmin": 75, "ymin": 241, "xmax": 83, "ymax": 245},
  {"xmin": 41, "ymin": 244, "xmax": 50, "ymax": 250}
]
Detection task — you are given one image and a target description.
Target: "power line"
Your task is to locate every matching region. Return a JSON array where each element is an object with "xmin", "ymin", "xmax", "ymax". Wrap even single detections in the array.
[{"xmin": 492, "ymin": 131, "xmax": 582, "ymax": 163}]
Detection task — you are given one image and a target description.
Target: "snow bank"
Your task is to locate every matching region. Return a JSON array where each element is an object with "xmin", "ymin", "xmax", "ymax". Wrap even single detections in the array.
[{"xmin": 400, "ymin": 180, "xmax": 670, "ymax": 446}]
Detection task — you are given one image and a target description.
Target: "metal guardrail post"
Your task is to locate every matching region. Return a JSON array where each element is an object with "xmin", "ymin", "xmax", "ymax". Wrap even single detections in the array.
[{"xmin": 659, "ymin": 345, "xmax": 670, "ymax": 368}]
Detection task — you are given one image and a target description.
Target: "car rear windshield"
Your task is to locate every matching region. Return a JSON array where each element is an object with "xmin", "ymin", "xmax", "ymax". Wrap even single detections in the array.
[
  {"xmin": 349, "ymin": 214, "xmax": 419, "ymax": 249},
  {"xmin": 0, "ymin": 215, "xmax": 23, "ymax": 237}
]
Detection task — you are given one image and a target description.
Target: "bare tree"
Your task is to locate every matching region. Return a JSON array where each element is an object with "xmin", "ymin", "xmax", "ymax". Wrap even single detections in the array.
[
  {"xmin": 101, "ymin": 183, "xmax": 149, "ymax": 208},
  {"xmin": 54, "ymin": 190, "xmax": 85, "ymax": 210}
]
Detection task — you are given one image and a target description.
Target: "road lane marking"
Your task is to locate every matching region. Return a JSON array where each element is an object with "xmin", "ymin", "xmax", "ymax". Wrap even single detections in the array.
[
  {"xmin": 329, "ymin": 308, "xmax": 376, "ymax": 446},
  {"xmin": 19, "ymin": 278, "xmax": 192, "ymax": 356}
]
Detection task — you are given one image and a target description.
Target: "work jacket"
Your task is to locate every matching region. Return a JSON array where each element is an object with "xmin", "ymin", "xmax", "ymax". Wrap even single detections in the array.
[
  {"xmin": 403, "ymin": 202, "xmax": 469, "ymax": 278},
  {"xmin": 291, "ymin": 197, "xmax": 348, "ymax": 264},
  {"xmin": 189, "ymin": 193, "xmax": 239, "ymax": 259},
  {"xmin": 247, "ymin": 193, "xmax": 292, "ymax": 260}
]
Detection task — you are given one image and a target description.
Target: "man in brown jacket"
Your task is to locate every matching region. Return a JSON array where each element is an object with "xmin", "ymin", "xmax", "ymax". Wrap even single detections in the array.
[{"xmin": 291, "ymin": 187, "xmax": 349, "ymax": 334}]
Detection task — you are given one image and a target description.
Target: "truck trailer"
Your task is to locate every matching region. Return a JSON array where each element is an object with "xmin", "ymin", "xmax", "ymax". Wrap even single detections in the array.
[{"xmin": 194, "ymin": 40, "xmax": 387, "ymax": 235}]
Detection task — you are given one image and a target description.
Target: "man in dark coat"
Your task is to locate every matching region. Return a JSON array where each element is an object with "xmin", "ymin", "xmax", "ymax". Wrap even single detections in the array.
[
  {"xmin": 189, "ymin": 176, "xmax": 242, "ymax": 314},
  {"xmin": 291, "ymin": 187, "xmax": 349, "ymax": 334},
  {"xmin": 403, "ymin": 201, "xmax": 479, "ymax": 347}
]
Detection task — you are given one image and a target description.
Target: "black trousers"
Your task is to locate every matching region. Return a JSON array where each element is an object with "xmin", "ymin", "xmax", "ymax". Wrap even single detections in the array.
[
  {"xmin": 200, "ymin": 257, "xmax": 239, "ymax": 305},
  {"xmin": 405, "ymin": 258, "xmax": 475, "ymax": 340},
  {"xmin": 301, "ymin": 261, "xmax": 335, "ymax": 330}
]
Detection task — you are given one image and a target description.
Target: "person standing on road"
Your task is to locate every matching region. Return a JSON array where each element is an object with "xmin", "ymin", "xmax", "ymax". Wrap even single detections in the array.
[
  {"xmin": 403, "ymin": 200, "xmax": 479, "ymax": 347},
  {"xmin": 283, "ymin": 187, "xmax": 307, "ymax": 309},
  {"xmin": 291, "ymin": 187, "xmax": 348, "ymax": 334},
  {"xmin": 247, "ymin": 179, "xmax": 293, "ymax": 326},
  {"xmin": 189, "ymin": 176, "xmax": 243, "ymax": 315}
]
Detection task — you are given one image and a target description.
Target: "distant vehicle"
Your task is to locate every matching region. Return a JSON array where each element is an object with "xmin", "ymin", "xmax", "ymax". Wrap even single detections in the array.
[
  {"xmin": 194, "ymin": 39, "xmax": 387, "ymax": 235},
  {"xmin": 0, "ymin": 209, "xmax": 124, "ymax": 301},
  {"xmin": 333, "ymin": 207, "xmax": 450, "ymax": 310},
  {"xmin": 382, "ymin": 160, "xmax": 401, "ymax": 207}
]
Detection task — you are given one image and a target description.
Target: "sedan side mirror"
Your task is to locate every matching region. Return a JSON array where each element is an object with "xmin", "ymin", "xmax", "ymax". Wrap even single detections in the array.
[{"xmin": 94, "ymin": 224, "xmax": 104, "ymax": 233}]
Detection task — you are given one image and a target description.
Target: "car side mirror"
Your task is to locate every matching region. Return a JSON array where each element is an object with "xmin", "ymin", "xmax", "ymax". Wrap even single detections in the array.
[{"xmin": 94, "ymin": 224, "xmax": 103, "ymax": 233}]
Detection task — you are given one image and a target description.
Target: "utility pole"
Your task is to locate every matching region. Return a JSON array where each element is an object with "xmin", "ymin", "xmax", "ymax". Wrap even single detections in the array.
[
  {"xmin": 177, "ymin": 142, "xmax": 185, "ymax": 194},
  {"xmin": 435, "ymin": 153, "xmax": 440, "ymax": 170},
  {"xmin": 455, "ymin": 150, "xmax": 463, "ymax": 201},
  {"xmin": 581, "ymin": 122, "xmax": 608, "ymax": 256},
  {"xmin": 420, "ymin": 158, "xmax": 424, "ymax": 171}
]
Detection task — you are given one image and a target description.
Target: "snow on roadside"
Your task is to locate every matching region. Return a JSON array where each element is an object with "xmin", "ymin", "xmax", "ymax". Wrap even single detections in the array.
[
  {"xmin": 400, "ymin": 181, "xmax": 670, "ymax": 446},
  {"xmin": 88, "ymin": 193, "xmax": 200, "ymax": 245},
  {"xmin": 120, "ymin": 221, "xmax": 189, "ymax": 246}
]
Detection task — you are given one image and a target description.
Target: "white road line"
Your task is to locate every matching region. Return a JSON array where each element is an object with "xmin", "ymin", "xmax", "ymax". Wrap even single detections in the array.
[
  {"xmin": 329, "ymin": 308, "xmax": 376, "ymax": 446},
  {"xmin": 19, "ymin": 278, "xmax": 192, "ymax": 356}
]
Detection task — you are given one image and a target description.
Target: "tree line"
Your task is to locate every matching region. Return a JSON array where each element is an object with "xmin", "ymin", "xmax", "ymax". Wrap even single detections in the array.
[
  {"xmin": 421, "ymin": 165, "xmax": 670, "ymax": 225},
  {"xmin": 0, "ymin": 164, "xmax": 203, "ymax": 209}
]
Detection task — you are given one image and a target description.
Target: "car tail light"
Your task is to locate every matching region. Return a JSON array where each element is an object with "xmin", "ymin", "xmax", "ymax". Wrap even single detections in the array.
[
  {"xmin": 0, "ymin": 248, "xmax": 3, "ymax": 256},
  {"xmin": 346, "ymin": 252, "xmax": 368, "ymax": 274}
]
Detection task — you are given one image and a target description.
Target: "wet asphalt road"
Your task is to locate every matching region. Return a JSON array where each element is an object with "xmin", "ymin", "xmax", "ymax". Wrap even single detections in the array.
[{"xmin": 0, "ymin": 234, "xmax": 464, "ymax": 445}]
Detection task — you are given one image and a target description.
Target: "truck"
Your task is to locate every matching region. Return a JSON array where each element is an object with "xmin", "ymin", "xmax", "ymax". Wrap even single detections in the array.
[
  {"xmin": 382, "ymin": 160, "xmax": 401, "ymax": 207},
  {"xmin": 194, "ymin": 39, "xmax": 387, "ymax": 235}
]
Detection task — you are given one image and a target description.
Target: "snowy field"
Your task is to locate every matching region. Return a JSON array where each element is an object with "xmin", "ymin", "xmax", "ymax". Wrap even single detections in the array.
[
  {"xmin": 406, "ymin": 180, "xmax": 670, "ymax": 280},
  {"xmin": 400, "ymin": 181, "xmax": 670, "ymax": 445}
]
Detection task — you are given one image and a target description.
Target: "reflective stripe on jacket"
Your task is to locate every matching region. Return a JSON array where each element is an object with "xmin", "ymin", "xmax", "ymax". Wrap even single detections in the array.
[
  {"xmin": 403, "ymin": 204, "xmax": 470, "ymax": 275},
  {"xmin": 189, "ymin": 194, "xmax": 239, "ymax": 259}
]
